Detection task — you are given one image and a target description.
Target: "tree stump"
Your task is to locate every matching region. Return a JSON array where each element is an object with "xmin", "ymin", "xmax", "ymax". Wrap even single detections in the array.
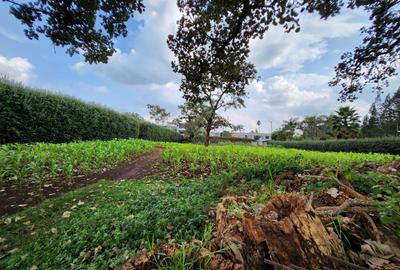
[{"xmin": 243, "ymin": 193, "xmax": 345, "ymax": 269}]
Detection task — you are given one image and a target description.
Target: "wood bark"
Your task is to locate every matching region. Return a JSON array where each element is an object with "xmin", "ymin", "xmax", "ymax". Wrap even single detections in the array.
[
  {"xmin": 213, "ymin": 194, "xmax": 345, "ymax": 269},
  {"xmin": 243, "ymin": 193, "xmax": 345, "ymax": 269}
]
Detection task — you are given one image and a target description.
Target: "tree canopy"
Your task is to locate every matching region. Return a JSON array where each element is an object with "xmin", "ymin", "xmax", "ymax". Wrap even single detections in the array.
[
  {"xmin": 3, "ymin": 0, "xmax": 145, "ymax": 63},
  {"xmin": 168, "ymin": 1, "xmax": 256, "ymax": 146},
  {"xmin": 146, "ymin": 104, "xmax": 170, "ymax": 124},
  {"xmin": 332, "ymin": 106, "xmax": 360, "ymax": 139},
  {"xmin": 361, "ymin": 87, "xmax": 400, "ymax": 137},
  {"xmin": 170, "ymin": 0, "xmax": 399, "ymax": 101},
  {"xmin": 174, "ymin": 102, "xmax": 231, "ymax": 142}
]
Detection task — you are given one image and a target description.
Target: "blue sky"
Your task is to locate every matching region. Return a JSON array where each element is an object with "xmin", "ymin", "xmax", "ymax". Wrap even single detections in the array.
[{"xmin": 1, "ymin": 1, "xmax": 398, "ymax": 132}]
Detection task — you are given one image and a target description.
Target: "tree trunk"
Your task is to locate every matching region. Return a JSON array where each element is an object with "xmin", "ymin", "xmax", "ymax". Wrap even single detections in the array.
[
  {"xmin": 204, "ymin": 126, "xmax": 211, "ymax": 147},
  {"xmin": 204, "ymin": 117, "xmax": 213, "ymax": 147}
]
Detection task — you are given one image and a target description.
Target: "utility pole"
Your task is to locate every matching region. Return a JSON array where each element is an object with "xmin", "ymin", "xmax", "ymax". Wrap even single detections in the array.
[{"xmin": 270, "ymin": 121, "xmax": 272, "ymax": 135}]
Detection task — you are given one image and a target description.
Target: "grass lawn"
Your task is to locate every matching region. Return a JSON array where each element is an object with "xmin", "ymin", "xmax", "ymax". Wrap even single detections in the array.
[{"xmin": 0, "ymin": 174, "xmax": 238, "ymax": 270}]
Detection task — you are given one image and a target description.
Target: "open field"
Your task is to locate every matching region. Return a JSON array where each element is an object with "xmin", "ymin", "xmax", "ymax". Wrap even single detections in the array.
[{"xmin": 0, "ymin": 139, "xmax": 399, "ymax": 269}]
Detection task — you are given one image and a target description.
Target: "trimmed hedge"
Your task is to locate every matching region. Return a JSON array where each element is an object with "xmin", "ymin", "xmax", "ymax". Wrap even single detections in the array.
[
  {"xmin": 269, "ymin": 137, "xmax": 400, "ymax": 155},
  {"xmin": 0, "ymin": 80, "xmax": 181, "ymax": 144},
  {"xmin": 138, "ymin": 121, "xmax": 182, "ymax": 142}
]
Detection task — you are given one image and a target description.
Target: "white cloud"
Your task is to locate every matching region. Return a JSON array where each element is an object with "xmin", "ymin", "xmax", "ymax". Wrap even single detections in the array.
[
  {"xmin": 0, "ymin": 26, "xmax": 24, "ymax": 42},
  {"xmin": 72, "ymin": 0, "xmax": 180, "ymax": 86},
  {"xmin": 0, "ymin": 55, "xmax": 34, "ymax": 83},
  {"xmin": 67, "ymin": 4, "xmax": 372, "ymax": 132},
  {"xmin": 93, "ymin": 85, "xmax": 107, "ymax": 93},
  {"xmin": 250, "ymin": 13, "xmax": 364, "ymax": 71},
  {"xmin": 148, "ymin": 81, "xmax": 184, "ymax": 106},
  {"xmin": 224, "ymin": 72, "xmax": 371, "ymax": 132}
]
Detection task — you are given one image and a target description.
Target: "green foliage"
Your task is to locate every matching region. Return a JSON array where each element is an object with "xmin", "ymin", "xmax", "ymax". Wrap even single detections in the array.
[
  {"xmin": 0, "ymin": 80, "xmax": 180, "ymax": 144},
  {"xmin": 139, "ymin": 122, "xmax": 182, "ymax": 142},
  {"xmin": 162, "ymin": 143, "xmax": 394, "ymax": 180},
  {"xmin": 272, "ymin": 118, "xmax": 299, "ymax": 141},
  {"xmin": 332, "ymin": 106, "xmax": 360, "ymax": 139},
  {"xmin": 168, "ymin": 0, "xmax": 257, "ymax": 146},
  {"xmin": 0, "ymin": 141, "xmax": 398, "ymax": 269},
  {"xmin": 146, "ymin": 104, "xmax": 171, "ymax": 124},
  {"xmin": 5, "ymin": 0, "xmax": 145, "ymax": 63},
  {"xmin": 269, "ymin": 137, "xmax": 400, "ymax": 155},
  {"xmin": 0, "ymin": 139, "xmax": 156, "ymax": 188},
  {"xmin": 347, "ymin": 171, "xmax": 400, "ymax": 236},
  {"xmin": 299, "ymin": 115, "xmax": 335, "ymax": 140},
  {"xmin": 0, "ymin": 175, "xmax": 233, "ymax": 269},
  {"xmin": 362, "ymin": 89, "xmax": 400, "ymax": 137},
  {"xmin": 153, "ymin": 224, "xmax": 217, "ymax": 270}
]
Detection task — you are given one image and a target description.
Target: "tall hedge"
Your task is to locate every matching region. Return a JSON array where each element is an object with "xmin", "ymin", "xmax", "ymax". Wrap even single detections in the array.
[
  {"xmin": 138, "ymin": 121, "xmax": 182, "ymax": 142},
  {"xmin": 0, "ymin": 80, "xmax": 180, "ymax": 144},
  {"xmin": 269, "ymin": 137, "xmax": 400, "ymax": 155}
]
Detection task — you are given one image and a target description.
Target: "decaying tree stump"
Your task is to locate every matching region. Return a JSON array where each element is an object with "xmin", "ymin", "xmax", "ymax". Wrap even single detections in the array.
[
  {"xmin": 212, "ymin": 193, "xmax": 345, "ymax": 269},
  {"xmin": 243, "ymin": 193, "xmax": 345, "ymax": 269}
]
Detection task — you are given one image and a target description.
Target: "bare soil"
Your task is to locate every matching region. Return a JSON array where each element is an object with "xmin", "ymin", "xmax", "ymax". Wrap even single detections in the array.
[{"xmin": 0, "ymin": 148, "xmax": 164, "ymax": 216}]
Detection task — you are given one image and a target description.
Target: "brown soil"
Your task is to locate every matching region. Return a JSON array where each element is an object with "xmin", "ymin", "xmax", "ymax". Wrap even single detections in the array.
[{"xmin": 0, "ymin": 148, "xmax": 164, "ymax": 216}]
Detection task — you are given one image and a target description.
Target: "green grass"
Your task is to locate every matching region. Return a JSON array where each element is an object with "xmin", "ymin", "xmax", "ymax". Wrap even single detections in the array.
[{"xmin": 0, "ymin": 173, "xmax": 237, "ymax": 269}]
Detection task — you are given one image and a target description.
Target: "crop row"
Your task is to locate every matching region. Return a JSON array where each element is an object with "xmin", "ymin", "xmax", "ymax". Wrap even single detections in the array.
[
  {"xmin": 162, "ymin": 144, "xmax": 397, "ymax": 179},
  {"xmin": 1, "ymin": 139, "xmax": 397, "ymax": 189},
  {"xmin": 0, "ymin": 139, "xmax": 157, "ymax": 187},
  {"xmin": 269, "ymin": 137, "xmax": 400, "ymax": 155}
]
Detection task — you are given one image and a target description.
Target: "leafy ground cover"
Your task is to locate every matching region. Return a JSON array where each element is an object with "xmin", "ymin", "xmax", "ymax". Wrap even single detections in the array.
[{"xmin": 0, "ymin": 173, "xmax": 240, "ymax": 269}]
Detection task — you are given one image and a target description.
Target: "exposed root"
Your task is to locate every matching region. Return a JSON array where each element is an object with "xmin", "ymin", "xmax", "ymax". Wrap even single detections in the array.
[
  {"xmin": 361, "ymin": 212, "xmax": 382, "ymax": 244},
  {"xmin": 314, "ymin": 199, "xmax": 372, "ymax": 216}
]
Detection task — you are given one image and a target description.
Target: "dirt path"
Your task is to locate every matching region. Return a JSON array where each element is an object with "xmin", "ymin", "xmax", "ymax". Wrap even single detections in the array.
[
  {"xmin": 94, "ymin": 147, "xmax": 164, "ymax": 180},
  {"xmin": 0, "ymin": 148, "xmax": 164, "ymax": 216}
]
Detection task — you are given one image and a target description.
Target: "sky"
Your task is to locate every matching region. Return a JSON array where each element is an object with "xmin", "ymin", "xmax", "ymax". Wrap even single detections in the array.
[{"xmin": 0, "ymin": 1, "xmax": 399, "ymax": 133}]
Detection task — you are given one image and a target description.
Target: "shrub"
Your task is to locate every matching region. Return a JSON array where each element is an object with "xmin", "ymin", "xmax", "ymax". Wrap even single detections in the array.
[
  {"xmin": 269, "ymin": 137, "xmax": 400, "ymax": 154},
  {"xmin": 138, "ymin": 121, "xmax": 181, "ymax": 142},
  {"xmin": 0, "ymin": 80, "xmax": 180, "ymax": 143}
]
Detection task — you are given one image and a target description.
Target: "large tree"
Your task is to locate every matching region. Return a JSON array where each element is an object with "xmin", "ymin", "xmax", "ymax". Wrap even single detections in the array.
[
  {"xmin": 272, "ymin": 118, "xmax": 299, "ymax": 141},
  {"xmin": 3, "ymin": 0, "xmax": 145, "ymax": 63},
  {"xmin": 362, "ymin": 87, "xmax": 400, "ymax": 137},
  {"xmin": 169, "ymin": 1, "xmax": 399, "ymax": 101},
  {"xmin": 146, "ymin": 104, "xmax": 170, "ymax": 124},
  {"xmin": 329, "ymin": 1, "xmax": 400, "ymax": 101},
  {"xmin": 168, "ymin": 1, "xmax": 256, "ymax": 146},
  {"xmin": 299, "ymin": 115, "xmax": 334, "ymax": 140},
  {"xmin": 361, "ymin": 102, "xmax": 382, "ymax": 137},
  {"xmin": 332, "ymin": 106, "xmax": 360, "ymax": 139},
  {"xmin": 174, "ymin": 102, "xmax": 231, "ymax": 142}
]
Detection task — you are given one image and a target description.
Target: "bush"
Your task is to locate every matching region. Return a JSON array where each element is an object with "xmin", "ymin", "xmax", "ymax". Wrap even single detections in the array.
[
  {"xmin": 0, "ymin": 80, "xmax": 180, "ymax": 143},
  {"xmin": 269, "ymin": 137, "xmax": 400, "ymax": 155},
  {"xmin": 138, "ymin": 121, "xmax": 181, "ymax": 142}
]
